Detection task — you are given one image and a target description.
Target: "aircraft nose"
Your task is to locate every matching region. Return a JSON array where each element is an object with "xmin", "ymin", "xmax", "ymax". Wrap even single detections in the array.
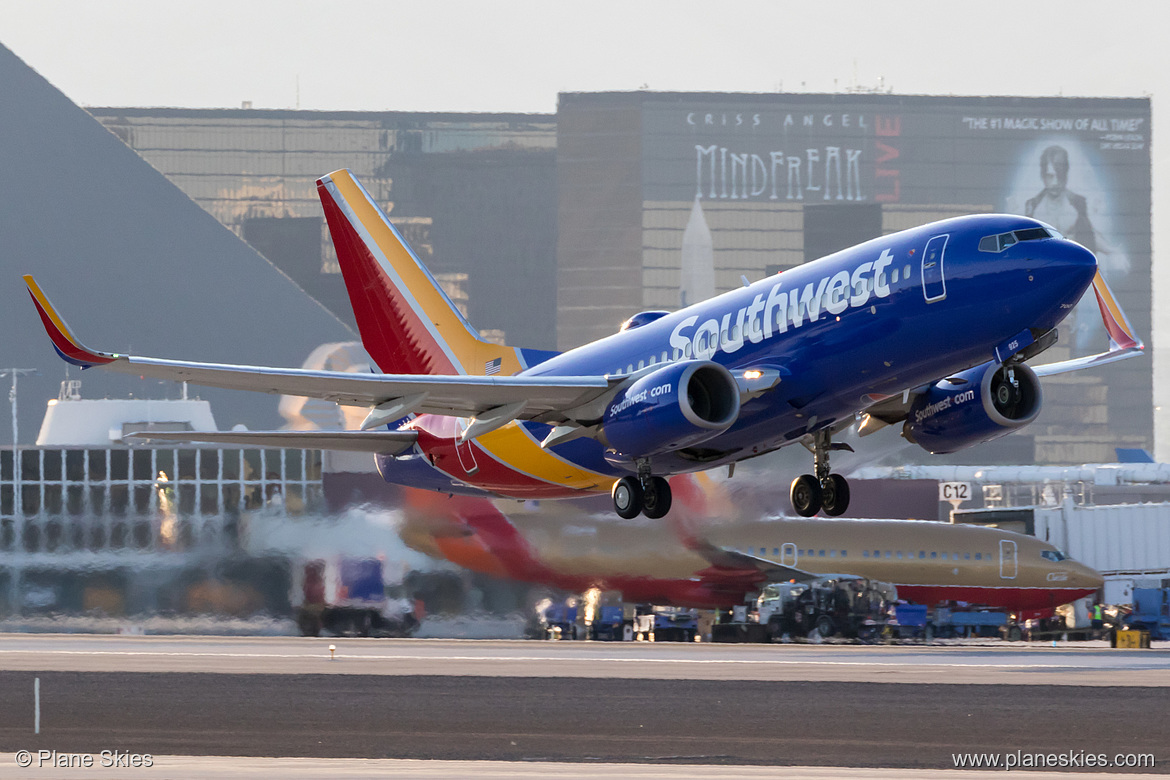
[
  {"xmin": 1060, "ymin": 239, "xmax": 1098, "ymax": 274},
  {"xmin": 1031, "ymin": 238, "xmax": 1098, "ymax": 302},
  {"xmin": 1074, "ymin": 561, "xmax": 1105, "ymax": 591}
]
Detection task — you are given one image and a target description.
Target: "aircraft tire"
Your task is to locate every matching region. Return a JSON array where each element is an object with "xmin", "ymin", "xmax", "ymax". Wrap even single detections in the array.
[
  {"xmin": 820, "ymin": 474, "xmax": 851, "ymax": 516},
  {"xmin": 612, "ymin": 476, "xmax": 644, "ymax": 519},
  {"xmin": 790, "ymin": 474, "xmax": 822, "ymax": 517},
  {"xmin": 815, "ymin": 614, "xmax": 836, "ymax": 638},
  {"xmin": 641, "ymin": 476, "xmax": 673, "ymax": 519}
]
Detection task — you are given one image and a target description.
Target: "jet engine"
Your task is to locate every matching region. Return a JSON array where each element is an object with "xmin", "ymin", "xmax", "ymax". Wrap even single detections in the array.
[
  {"xmin": 904, "ymin": 360, "xmax": 1042, "ymax": 454},
  {"xmin": 602, "ymin": 360, "xmax": 740, "ymax": 458}
]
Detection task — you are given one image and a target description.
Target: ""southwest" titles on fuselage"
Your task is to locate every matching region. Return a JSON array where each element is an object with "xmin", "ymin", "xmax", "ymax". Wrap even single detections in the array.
[{"xmin": 669, "ymin": 248, "xmax": 896, "ymax": 361}]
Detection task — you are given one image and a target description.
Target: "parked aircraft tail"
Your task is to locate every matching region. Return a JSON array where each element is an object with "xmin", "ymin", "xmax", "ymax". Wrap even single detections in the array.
[{"xmin": 317, "ymin": 169, "xmax": 548, "ymax": 376}]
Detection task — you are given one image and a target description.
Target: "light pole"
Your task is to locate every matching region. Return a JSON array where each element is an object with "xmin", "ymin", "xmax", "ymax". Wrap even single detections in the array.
[{"xmin": 0, "ymin": 369, "xmax": 37, "ymax": 490}]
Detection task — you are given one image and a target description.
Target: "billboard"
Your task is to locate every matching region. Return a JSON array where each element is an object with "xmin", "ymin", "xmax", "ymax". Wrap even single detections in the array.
[{"xmin": 557, "ymin": 93, "xmax": 1151, "ymax": 464}]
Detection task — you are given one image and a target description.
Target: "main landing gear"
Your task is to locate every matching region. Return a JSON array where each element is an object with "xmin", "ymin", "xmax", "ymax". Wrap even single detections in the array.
[
  {"xmin": 790, "ymin": 430, "xmax": 852, "ymax": 517},
  {"xmin": 612, "ymin": 463, "xmax": 672, "ymax": 519}
]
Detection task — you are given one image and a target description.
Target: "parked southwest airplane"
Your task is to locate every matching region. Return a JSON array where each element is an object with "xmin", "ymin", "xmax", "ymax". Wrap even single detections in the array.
[
  {"xmin": 24, "ymin": 169, "xmax": 1142, "ymax": 519},
  {"xmin": 397, "ymin": 479, "xmax": 1103, "ymax": 616}
]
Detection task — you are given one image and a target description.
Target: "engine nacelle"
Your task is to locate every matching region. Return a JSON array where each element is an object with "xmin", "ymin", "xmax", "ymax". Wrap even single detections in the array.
[
  {"xmin": 904, "ymin": 361, "xmax": 1042, "ymax": 455},
  {"xmin": 603, "ymin": 360, "xmax": 740, "ymax": 458}
]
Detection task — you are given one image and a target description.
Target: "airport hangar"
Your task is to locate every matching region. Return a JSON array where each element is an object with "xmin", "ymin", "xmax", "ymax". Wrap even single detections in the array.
[{"xmin": 88, "ymin": 92, "xmax": 1152, "ymax": 470}]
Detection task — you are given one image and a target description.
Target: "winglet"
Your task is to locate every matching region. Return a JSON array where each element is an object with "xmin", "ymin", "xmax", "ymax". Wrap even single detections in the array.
[
  {"xmin": 23, "ymin": 276, "xmax": 119, "ymax": 368},
  {"xmin": 1091, "ymin": 270, "xmax": 1142, "ymax": 351}
]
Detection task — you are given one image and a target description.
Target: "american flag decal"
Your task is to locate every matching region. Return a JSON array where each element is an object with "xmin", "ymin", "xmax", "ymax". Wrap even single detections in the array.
[{"xmin": 485, "ymin": 357, "xmax": 502, "ymax": 375}]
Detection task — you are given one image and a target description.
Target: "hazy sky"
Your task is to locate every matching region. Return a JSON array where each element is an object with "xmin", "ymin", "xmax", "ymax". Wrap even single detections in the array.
[
  {"xmin": 1, "ymin": 1, "xmax": 1162, "ymax": 113},
  {"xmin": 5, "ymin": 0, "xmax": 1170, "ymax": 450}
]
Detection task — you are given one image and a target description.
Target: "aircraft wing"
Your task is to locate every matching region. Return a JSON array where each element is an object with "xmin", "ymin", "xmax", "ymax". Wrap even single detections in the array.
[
  {"xmin": 124, "ymin": 430, "xmax": 419, "ymax": 455},
  {"xmin": 691, "ymin": 540, "xmax": 821, "ymax": 583},
  {"xmin": 25, "ymin": 276, "xmax": 614, "ymax": 424}
]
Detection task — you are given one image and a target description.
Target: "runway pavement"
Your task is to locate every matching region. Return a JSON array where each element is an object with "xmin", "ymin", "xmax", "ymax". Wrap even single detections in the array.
[
  {"xmin": 0, "ymin": 636, "xmax": 1165, "ymax": 773},
  {"xmin": 0, "ymin": 634, "xmax": 1167, "ymax": 686}
]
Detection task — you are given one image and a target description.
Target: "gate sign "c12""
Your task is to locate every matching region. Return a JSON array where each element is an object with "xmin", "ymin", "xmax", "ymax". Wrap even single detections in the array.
[{"xmin": 938, "ymin": 482, "xmax": 972, "ymax": 502}]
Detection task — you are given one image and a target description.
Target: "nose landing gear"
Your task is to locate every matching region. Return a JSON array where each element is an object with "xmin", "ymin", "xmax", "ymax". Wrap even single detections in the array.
[
  {"xmin": 612, "ymin": 462, "xmax": 673, "ymax": 519},
  {"xmin": 790, "ymin": 430, "xmax": 852, "ymax": 517}
]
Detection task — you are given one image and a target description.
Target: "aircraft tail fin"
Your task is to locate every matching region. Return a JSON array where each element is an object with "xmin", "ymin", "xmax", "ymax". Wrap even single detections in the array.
[{"xmin": 316, "ymin": 170, "xmax": 546, "ymax": 376}]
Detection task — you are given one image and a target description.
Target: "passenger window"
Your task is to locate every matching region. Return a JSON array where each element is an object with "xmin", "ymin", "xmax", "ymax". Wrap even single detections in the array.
[
  {"xmin": 930, "ymin": 552, "xmax": 937, "ymax": 559},
  {"xmin": 891, "ymin": 268, "xmax": 900, "ymax": 284},
  {"xmin": 818, "ymin": 550, "xmax": 826, "ymax": 557},
  {"xmin": 863, "ymin": 550, "xmax": 870, "ymax": 558},
  {"xmin": 964, "ymin": 552, "xmax": 971, "ymax": 560},
  {"xmin": 840, "ymin": 550, "xmax": 847, "ymax": 558},
  {"xmin": 896, "ymin": 551, "xmax": 903, "ymax": 559},
  {"xmin": 903, "ymin": 264, "xmax": 911, "ymax": 278},
  {"xmin": 829, "ymin": 550, "xmax": 837, "ymax": 558},
  {"xmin": 884, "ymin": 551, "xmax": 891, "ymax": 559},
  {"xmin": 918, "ymin": 551, "xmax": 925, "ymax": 559},
  {"xmin": 975, "ymin": 553, "xmax": 982, "ymax": 561},
  {"xmin": 773, "ymin": 548, "xmax": 779, "ymax": 556}
]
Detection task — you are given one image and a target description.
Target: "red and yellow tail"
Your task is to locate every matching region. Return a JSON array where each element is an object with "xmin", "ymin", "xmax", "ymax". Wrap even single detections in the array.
[{"xmin": 317, "ymin": 169, "xmax": 526, "ymax": 376}]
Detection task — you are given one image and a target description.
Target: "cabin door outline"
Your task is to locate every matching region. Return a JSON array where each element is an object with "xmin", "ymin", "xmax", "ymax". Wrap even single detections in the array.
[
  {"xmin": 999, "ymin": 539, "xmax": 1018, "ymax": 580},
  {"xmin": 781, "ymin": 543, "xmax": 798, "ymax": 567},
  {"xmin": 921, "ymin": 234, "xmax": 949, "ymax": 303},
  {"xmin": 454, "ymin": 419, "xmax": 480, "ymax": 475}
]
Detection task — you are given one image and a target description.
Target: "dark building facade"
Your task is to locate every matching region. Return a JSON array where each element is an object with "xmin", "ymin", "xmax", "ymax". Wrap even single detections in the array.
[{"xmin": 89, "ymin": 108, "xmax": 559, "ymax": 350}]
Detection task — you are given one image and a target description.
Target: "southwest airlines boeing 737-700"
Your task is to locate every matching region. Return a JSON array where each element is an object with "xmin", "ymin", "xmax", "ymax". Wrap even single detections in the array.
[{"xmin": 24, "ymin": 169, "xmax": 1143, "ymax": 519}]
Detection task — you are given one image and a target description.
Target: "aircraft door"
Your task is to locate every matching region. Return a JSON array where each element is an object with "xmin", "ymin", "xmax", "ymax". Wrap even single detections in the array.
[
  {"xmin": 781, "ymin": 543, "xmax": 798, "ymax": 567},
  {"xmin": 999, "ymin": 539, "xmax": 1018, "ymax": 580},
  {"xmin": 454, "ymin": 418, "xmax": 480, "ymax": 475},
  {"xmin": 921, "ymin": 234, "xmax": 949, "ymax": 303}
]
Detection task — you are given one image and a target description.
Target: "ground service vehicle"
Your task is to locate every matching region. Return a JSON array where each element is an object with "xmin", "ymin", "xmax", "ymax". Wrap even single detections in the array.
[{"xmin": 296, "ymin": 557, "xmax": 420, "ymax": 638}]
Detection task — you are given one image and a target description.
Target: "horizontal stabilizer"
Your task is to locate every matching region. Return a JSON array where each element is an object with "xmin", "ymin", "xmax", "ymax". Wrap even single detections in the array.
[{"xmin": 124, "ymin": 429, "xmax": 419, "ymax": 455}]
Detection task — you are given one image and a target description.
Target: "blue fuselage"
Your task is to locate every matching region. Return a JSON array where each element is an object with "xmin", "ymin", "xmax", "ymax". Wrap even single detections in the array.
[{"xmin": 380, "ymin": 213, "xmax": 1097, "ymax": 494}]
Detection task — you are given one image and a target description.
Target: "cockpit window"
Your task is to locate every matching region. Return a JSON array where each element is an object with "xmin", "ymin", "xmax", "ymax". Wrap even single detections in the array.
[
  {"xmin": 978, "ymin": 227, "xmax": 1053, "ymax": 253},
  {"xmin": 1014, "ymin": 227, "xmax": 1051, "ymax": 242},
  {"xmin": 1041, "ymin": 549, "xmax": 1067, "ymax": 562}
]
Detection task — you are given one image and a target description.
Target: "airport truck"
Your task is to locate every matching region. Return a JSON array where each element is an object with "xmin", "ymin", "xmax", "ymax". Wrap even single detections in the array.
[
  {"xmin": 1124, "ymin": 586, "xmax": 1170, "ymax": 640},
  {"xmin": 295, "ymin": 556, "xmax": 421, "ymax": 638},
  {"xmin": 713, "ymin": 579, "xmax": 891, "ymax": 643}
]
